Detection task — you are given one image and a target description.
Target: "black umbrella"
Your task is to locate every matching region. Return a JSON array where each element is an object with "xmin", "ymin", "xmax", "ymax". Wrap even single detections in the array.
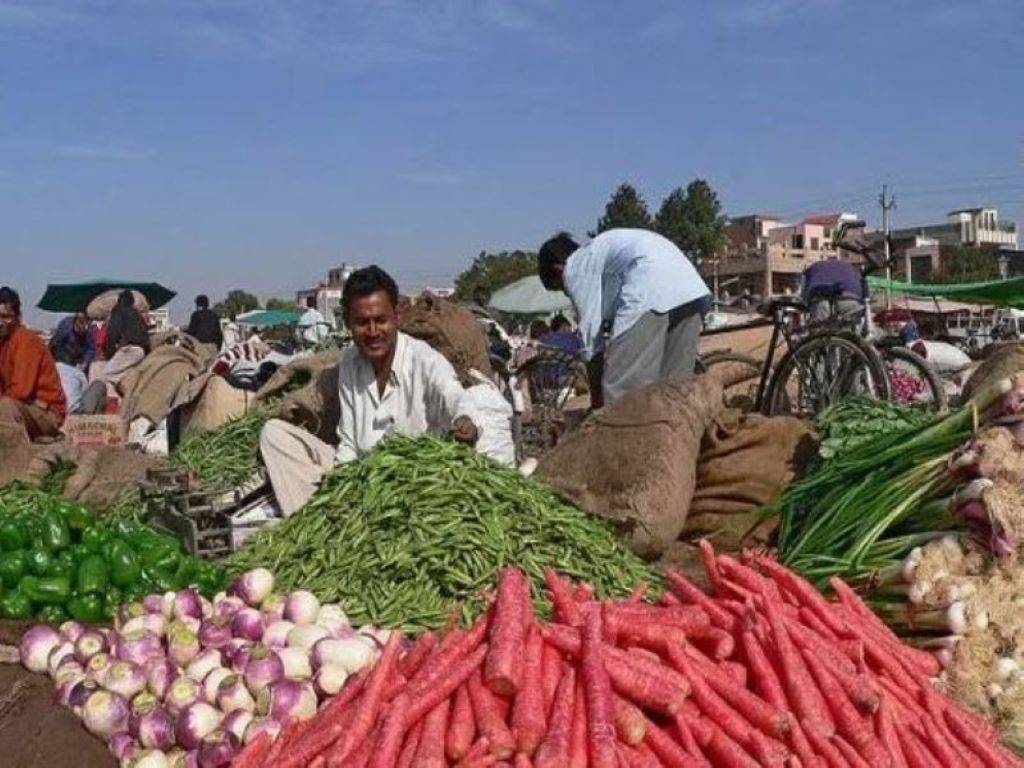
[{"xmin": 37, "ymin": 279, "xmax": 176, "ymax": 313}]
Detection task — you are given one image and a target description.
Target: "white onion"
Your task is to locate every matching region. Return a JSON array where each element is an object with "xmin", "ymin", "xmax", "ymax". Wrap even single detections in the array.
[
  {"xmin": 277, "ymin": 647, "xmax": 312, "ymax": 680},
  {"xmin": 286, "ymin": 624, "xmax": 330, "ymax": 652},
  {"xmin": 283, "ymin": 591, "xmax": 320, "ymax": 625}
]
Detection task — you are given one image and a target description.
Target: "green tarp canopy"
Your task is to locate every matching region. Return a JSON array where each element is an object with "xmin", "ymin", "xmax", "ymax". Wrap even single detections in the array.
[
  {"xmin": 488, "ymin": 275, "xmax": 573, "ymax": 315},
  {"xmin": 37, "ymin": 279, "xmax": 176, "ymax": 312},
  {"xmin": 236, "ymin": 309, "xmax": 303, "ymax": 327},
  {"xmin": 866, "ymin": 276, "xmax": 1024, "ymax": 308}
]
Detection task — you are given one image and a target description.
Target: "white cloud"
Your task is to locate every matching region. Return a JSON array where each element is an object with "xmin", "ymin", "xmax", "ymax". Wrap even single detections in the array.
[{"xmin": 55, "ymin": 145, "xmax": 152, "ymax": 161}]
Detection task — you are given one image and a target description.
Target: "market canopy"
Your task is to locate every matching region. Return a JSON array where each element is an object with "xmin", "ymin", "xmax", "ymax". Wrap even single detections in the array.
[
  {"xmin": 236, "ymin": 309, "xmax": 303, "ymax": 327},
  {"xmin": 37, "ymin": 279, "xmax": 176, "ymax": 313},
  {"xmin": 867, "ymin": 276, "xmax": 1024, "ymax": 308},
  {"xmin": 487, "ymin": 275, "xmax": 573, "ymax": 315}
]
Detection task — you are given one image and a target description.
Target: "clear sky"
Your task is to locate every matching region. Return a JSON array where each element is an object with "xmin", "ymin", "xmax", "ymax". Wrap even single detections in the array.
[{"xmin": 2, "ymin": 0, "xmax": 1022, "ymax": 327}]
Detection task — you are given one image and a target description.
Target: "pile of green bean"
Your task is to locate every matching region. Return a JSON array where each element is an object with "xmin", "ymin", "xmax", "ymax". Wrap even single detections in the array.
[
  {"xmin": 228, "ymin": 435, "xmax": 659, "ymax": 632},
  {"xmin": 172, "ymin": 408, "xmax": 270, "ymax": 489}
]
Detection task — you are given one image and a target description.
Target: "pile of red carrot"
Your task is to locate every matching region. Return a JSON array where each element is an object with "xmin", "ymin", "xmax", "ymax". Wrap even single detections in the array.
[{"xmin": 230, "ymin": 541, "xmax": 1023, "ymax": 767}]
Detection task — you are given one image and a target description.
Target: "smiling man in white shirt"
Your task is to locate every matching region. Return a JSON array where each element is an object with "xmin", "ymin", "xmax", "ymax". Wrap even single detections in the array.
[
  {"xmin": 537, "ymin": 229, "xmax": 711, "ymax": 407},
  {"xmin": 259, "ymin": 266, "xmax": 482, "ymax": 515}
]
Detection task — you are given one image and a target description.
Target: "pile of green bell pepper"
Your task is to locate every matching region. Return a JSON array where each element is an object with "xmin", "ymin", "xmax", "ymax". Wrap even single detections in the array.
[{"xmin": 0, "ymin": 497, "xmax": 228, "ymax": 624}]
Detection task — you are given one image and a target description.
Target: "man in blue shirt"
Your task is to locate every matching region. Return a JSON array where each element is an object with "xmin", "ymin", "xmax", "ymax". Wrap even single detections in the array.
[
  {"xmin": 537, "ymin": 229, "xmax": 711, "ymax": 406},
  {"xmin": 801, "ymin": 260, "xmax": 864, "ymax": 322},
  {"xmin": 50, "ymin": 313, "xmax": 95, "ymax": 368}
]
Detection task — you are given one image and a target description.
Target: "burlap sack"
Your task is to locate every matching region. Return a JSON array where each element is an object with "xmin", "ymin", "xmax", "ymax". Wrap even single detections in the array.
[
  {"xmin": 0, "ymin": 423, "xmax": 32, "ymax": 487},
  {"xmin": 536, "ymin": 373, "xmax": 725, "ymax": 560},
  {"xmin": 686, "ymin": 409, "xmax": 816, "ymax": 550},
  {"xmin": 963, "ymin": 342, "xmax": 1024, "ymax": 400},
  {"xmin": 63, "ymin": 446, "xmax": 165, "ymax": 510},
  {"xmin": 255, "ymin": 352, "xmax": 342, "ymax": 445},
  {"xmin": 179, "ymin": 375, "xmax": 252, "ymax": 434},
  {"xmin": 118, "ymin": 343, "xmax": 211, "ymax": 424},
  {"xmin": 401, "ymin": 295, "xmax": 492, "ymax": 386}
]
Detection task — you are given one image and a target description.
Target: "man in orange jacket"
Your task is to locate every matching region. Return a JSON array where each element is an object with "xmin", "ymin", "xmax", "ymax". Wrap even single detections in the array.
[{"xmin": 0, "ymin": 287, "xmax": 66, "ymax": 438}]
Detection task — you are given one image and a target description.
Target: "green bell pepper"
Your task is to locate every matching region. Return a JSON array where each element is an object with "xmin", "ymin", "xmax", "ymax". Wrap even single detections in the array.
[
  {"xmin": 66, "ymin": 593, "xmax": 105, "ymax": 624},
  {"xmin": 76, "ymin": 555, "xmax": 110, "ymax": 595},
  {"xmin": 0, "ymin": 591, "xmax": 33, "ymax": 619},
  {"xmin": 45, "ymin": 550, "xmax": 76, "ymax": 580},
  {"xmin": 122, "ymin": 583, "xmax": 147, "ymax": 603},
  {"xmin": 19, "ymin": 575, "xmax": 71, "ymax": 605},
  {"xmin": 0, "ymin": 550, "xmax": 27, "ymax": 588},
  {"xmin": 146, "ymin": 569, "xmax": 181, "ymax": 594},
  {"xmin": 195, "ymin": 560, "xmax": 227, "ymax": 596},
  {"xmin": 37, "ymin": 603, "xmax": 70, "ymax": 625},
  {"xmin": 26, "ymin": 547, "xmax": 53, "ymax": 577},
  {"xmin": 40, "ymin": 512, "xmax": 71, "ymax": 551},
  {"xmin": 0, "ymin": 520, "xmax": 27, "ymax": 552},
  {"xmin": 57, "ymin": 501, "xmax": 94, "ymax": 532},
  {"xmin": 79, "ymin": 526, "xmax": 108, "ymax": 554},
  {"xmin": 108, "ymin": 539, "xmax": 141, "ymax": 589},
  {"xmin": 141, "ymin": 545, "xmax": 180, "ymax": 574},
  {"xmin": 105, "ymin": 585, "xmax": 123, "ymax": 607}
]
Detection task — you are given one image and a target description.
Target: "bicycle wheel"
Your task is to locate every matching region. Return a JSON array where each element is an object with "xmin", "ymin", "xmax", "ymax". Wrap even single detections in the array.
[
  {"xmin": 514, "ymin": 348, "xmax": 588, "ymax": 458},
  {"xmin": 881, "ymin": 346, "xmax": 947, "ymax": 412},
  {"xmin": 697, "ymin": 351, "xmax": 762, "ymax": 412},
  {"xmin": 764, "ymin": 331, "xmax": 889, "ymax": 418}
]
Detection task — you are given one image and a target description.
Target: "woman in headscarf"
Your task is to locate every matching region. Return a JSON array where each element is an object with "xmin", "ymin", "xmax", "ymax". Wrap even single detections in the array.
[{"xmin": 96, "ymin": 290, "xmax": 150, "ymax": 386}]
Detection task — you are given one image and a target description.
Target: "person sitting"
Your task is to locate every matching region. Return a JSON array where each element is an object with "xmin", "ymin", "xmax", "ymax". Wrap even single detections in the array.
[
  {"xmin": 186, "ymin": 294, "xmax": 223, "ymax": 349},
  {"xmin": 53, "ymin": 346, "xmax": 107, "ymax": 415},
  {"xmin": 259, "ymin": 266, "xmax": 483, "ymax": 516},
  {"xmin": 0, "ymin": 287, "xmax": 66, "ymax": 438},
  {"xmin": 98, "ymin": 290, "xmax": 150, "ymax": 386},
  {"xmin": 539, "ymin": 314, "xmax": 582, "ymax": 357},
  {"xmin": 50, "ymin": 312, "xmax": 96, "ymax": 368},
  {"xmin": 801, "ymin": 260, "xmax": 864, "ymax": 323},
  {"xmin": 297, "ymin": 296, "xmax": 329, "ymax": 346},
  {"xmin": 538, "ymin": 229, "xmax": 711, "ymax": 407}
]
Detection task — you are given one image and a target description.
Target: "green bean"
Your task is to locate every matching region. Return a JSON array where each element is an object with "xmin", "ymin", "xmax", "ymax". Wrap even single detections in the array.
[{"xmin": 228, "ymin": 435, "xmax": 659, "ymax": 631}]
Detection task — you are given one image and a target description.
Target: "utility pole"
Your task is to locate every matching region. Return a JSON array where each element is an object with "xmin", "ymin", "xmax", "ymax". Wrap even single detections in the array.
[{"xmin": 879, "ymin": 184, "xmax": 896, "ymax": 309}]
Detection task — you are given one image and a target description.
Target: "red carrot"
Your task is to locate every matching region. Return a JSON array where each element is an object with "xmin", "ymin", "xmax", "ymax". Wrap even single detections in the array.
[
  {"xmin": 659, "ymin": 592, "xmax": 681, "ymax": 607},
  {"xmin": 665, "ymin": 570, "xmax": 737, "ymax": 630},
  {"xmin": 785, "ymin": 616, "xmax": 856, "ymax": 676},
  {"xmin": 400, "ymin": 631, "xmax": 439, "ymax": 678},
  {"xmin": 627, "ymin": 581, "xmax": 650, "ymax": 604},
  {"xmin": 832, "ymin": 734, "xmax": 870, "ymax": 768},
  {"xmin": 873, "ymin": 697, "xmax": 907, "ymax": 768},
  {"xmin": 944, "ymin": 707, "xmax": 1017, "ymax": 768},
  {"xmin": 678, "ymin": 702, "xmax": 712, "ymax": 747},
  {"xmin": 895, "ymin": 727, "xmax": 941, "ymax": 768},
  {"xmin": 569, "ymin": 679, "xmax": 588, "ymax": 768},
  {"xmin": 534, "ymin": 667, "xmax": 576, "ymax": 768},
  {"xmin": 514, "ymin": 756, "xmax": 534, "ymax": 768},
  {"xmin": 614, "ymin": 695, "xmax": 646, "ymax": 745},
  {"xmin": 409, "ymin": 614, "xmax": 490, "ymax": 694},
  {"xmin": 718, "ymin": 552, "xmax": 778, "ymax": 598},
  {"xmin": 740, "ymin": 626, "xmax": 787, "ymax": 710},
  {"xmin": 541, "ymin": 643, "xmax": 564, "ymax": 717},
  {"xmin": 344, "ymin": 723, "xmax": 383, "ymax": 768},
  {"xmin": 447, "ymin": 684, "xmax": 476, "ymax": 763},
  {"xmin": 787, "ymin": 720, "xmax": 823, "ymax": 768},
  {"xmin": 276, "ymin": 673, "xmax": 368, "ymax": 768},
  {"xmin": 602, "ymin": 647, "xmax": 690, "ymax": 714},
  {"xmin": 684, "ymin": 624, "xmax": 736, "ymax": 659},
  {"xmin": 797, "ymin": 605, "xmax": 840, "ymax": 641},
  {"xmin": 398, "ymin": 718, "xmax": 424, "ymax": 768},
  {"xmin": 368, "ymin": 692, "xmax": 411, "ymax": 768},
  {"xmin": 751, "ymin": 555, "xmax": 847, "ymax": 637},
  {"xmin": 485, "ymin": 568, "xmax": 531, "ymax": 697},
  {"xmin": 705, "ymin": 722, "xmax": 759, "ymax": 768},
  {"xmin": 468, "ymin": 668, "xmax": 516, "ymax": 760},
  {"xmin": 747, "ymin": 728, "xmax": 789, "ymax": 768},
  {"xmin": 545, "ymin": 568, "xmax": 584, "ymax": 626},
  {"xmin": 801, "ymin": 721, "xmax": 849, "ymax": 768},
  {"xmin": 330, "ymin": 632, "xmax": 406, "ymax": 764},
  {"xmin": 512, "ymin": 626, "xmax": 547, "ymax": 755},
  {"xmin": 762, "ymin": 595, "xmax": 834, "ymax": 738},
  {"xmin": 539, "ymin": 623, "xmax": 581, "ymax": 656},
  {"xmin": 231, "ymin": 731, "xmax": 271, "ymax": 768},
  {"xmin": 406, "ymin": 644, "xmax": 489, "ymax": 724},
  {"xmin": 412, "ymin": 698, "xmax": 448, "ymax": 768},
  {"xmin": 669, "ymin": 646, "xmax": 752, "ymax": 747},
  {"xmin": 580, "ymin": 607, "xmax": 615, "ymax": 768},
  {"xmin": 698, "ymin": 539, "xmax": 724, "ymax": 592},
  {"xmin": 643, "ymin": 717, "xmax": 703, "ymax": 768}
]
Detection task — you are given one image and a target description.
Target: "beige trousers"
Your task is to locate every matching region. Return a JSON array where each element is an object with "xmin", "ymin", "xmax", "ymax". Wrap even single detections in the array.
[{"xmin": 259, "ymin": 418, "xmax": 335, "ymax": 517}]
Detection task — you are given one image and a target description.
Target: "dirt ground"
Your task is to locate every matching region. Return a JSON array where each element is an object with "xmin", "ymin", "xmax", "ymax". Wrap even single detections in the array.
[
  {"xmin": 0, "ymin": 622, "xmax": 114, "ymax": 768},
  {"xmin": 700, "ymin": 322, "xmax": 775, "ymax": 361}
]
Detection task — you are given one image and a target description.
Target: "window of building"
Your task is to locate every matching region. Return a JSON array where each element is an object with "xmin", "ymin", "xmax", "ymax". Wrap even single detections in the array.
[
  {"xmin": 792, "ymin": 234, "xmax": 804, "ymax": 249},
  {"xmin": 824, "ymin": 228, "xmax": 831, "ymax": 239},
  {"xmin": 810, "ymin": 237, "xmax": 819, "ymax": 250}
]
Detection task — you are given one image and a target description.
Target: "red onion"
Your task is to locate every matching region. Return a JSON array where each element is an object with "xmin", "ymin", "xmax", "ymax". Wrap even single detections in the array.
[
  {"xmin": 175, "ymin": 701, "xmax": 223, "ymax": 750},
  {"xmin": 202, "ymin": 667, "xmax": 233, "ymax": 704},
  {"xmin": 198, "ymin": 617, "xmax": 233, "ymax": 650},
  {"xmin": 59, "ymin": 619, "xmax": 85, "ymax": 643},
  {"xmin": 146, "ymin": 658, "xmax": 179, "ymax": 700},
  {"xmin": 197, "ymin": 729, "xmax": 239, "ymax": 768},
  {"xmin": 243, "ymin": 645, "xmax": 283, "ymax": 695},
  {"xmin": 261, "ymin": 620, "xmax": 294, "ymax": 650},
  {"xmin": 74, "ymin": 630, "xmax": 109, "ymax": 665},
  {"xmin": 260, "ymin": 594, "xmax": 285, "ymax": 623},
  {"xmin": 283, "ymin": 591, "xmax": 320, "ymax": 625},
  {"xmin": 86, "ymin": 652, "xmax": 112, "ymax": 681},
  {"xmin": 117, "ymin": 630, "xmax": 163, "ymax": 666},
  {"xmin": 108, "ymin": 731, "xmax": 138, "ymax": 761},
  {"xmin": 222, "ymin": 709, "xmax": 254, "ymax": 743},
  {"xmin": 83, "ymin": 689, "xmax": 129, "ymax": 739},
  {"xmin": 230, "ymin": 608, "xmax": 265, "ymax": 643},
  {"xmin": 131, "ymin": 698, "xmax": 175, "ymax": 750},
  {"xmin": 47, "ymin": 641, "xmax": 75, "ymax": 677},
  {"xmin": 123, "ymin": 613, "xmax": 168, "ymax": 639},
  {"xmin": 54, "ymin": 672, "xmax": 87, "ymax": 706},
  {"xmin": 213, "ymin": 595, "xmax": 245, "ymax": 621},
  {"xmin": 242, "ymin": 717, "xmax": 281, "ymax": 745},
  {"xmin": 185, "ymin": 648, "xmax": 223, "ymax": 682},
  {"xmin": 200, "ymin": 596, "xmax": 214, "ymax": 620},
  {"xmin": 222, "ymin": 639, "xmax": 252, "ymax": 673},
  {"xmin": 216, "ymin": 674, "xmax": 256, "ymax": 713},
  {"xmin": 67, "ymin": 678, "xmax": 100, "ymax": 714},
  {"xmin": 104, "ymin": 660, "xmax": 148, "ymax": 699},
  {"xmin": 165, "ymin": 676, "xmax": 201, "ymax": 717},
  {"xmin": 173, "ymin": 589, "xmax": 204, "ymax": 621},
  {"xmin": 167, "ymin": 622, "xmax": 201, "ymax": 667},
  {"xmin": 229, "ymin": 568, "xmax": 275, "ymax": 608},
  {"xmin": 277, "ymin": 647, "xmax": 312, "ymax": 680},
  {"xmin": 116, "ymin": 602, "xmax": 147, "ymax": 631},
  {"xmin": 142, "ymin": 594, "xmax": 165, "ymax": 615},
  {"xmin": 257, "ymin": 679, "xmax": 317, "ymax": 722},
  {"xmin": 20, "ymin": 625, "xmax": 61, "ymax": 674}
]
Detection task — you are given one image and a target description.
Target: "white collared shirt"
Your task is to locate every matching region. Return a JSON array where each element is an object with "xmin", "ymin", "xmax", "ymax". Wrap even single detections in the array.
[
  {"xmin": 335, "ymin": 332, "xmax": 471, "ymax": 463},
  {"xmin": 563, "ymin": 228, "xmax": 710, "ymax": 359}
]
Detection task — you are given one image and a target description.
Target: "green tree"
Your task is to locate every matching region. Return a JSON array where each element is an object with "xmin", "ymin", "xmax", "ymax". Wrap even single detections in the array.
[
  {"xmin": 932, "ymin": 246, "xmax": 1000, "ymax": 284},
  {"xmin": 591, "ymin": 182, "xmax": 653, "ymax": 236},
  {"xmin": 453, "ymin": 250, "xmax": 538, "ymax": 303},
  {"xmin": 655, "ymin": 179, "xmax": 728, "ymax": 264},
  {"xmin": 266, "ymin": 297, "xmax": 299, "ymax": 311},
  {"xmin": 214, "ymin": 290, "xmax": 260, "ymax": 319}
]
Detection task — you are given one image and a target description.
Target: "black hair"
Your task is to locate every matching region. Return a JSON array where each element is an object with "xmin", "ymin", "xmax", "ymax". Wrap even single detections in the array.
[
  {"xmin": 342, "ymin": 266, "xmax": 400, "ymax": 319},
  {"xmin": 529, "ymin": 319, "xmax": 550, "ymax": 340},
  {"xmin": 550, "ymin": 313, "xmax": 571, "ymax": 332},
  {"xmin": 117, "ymin": 290, "xmax": 134, "ymax": 307},
  {"xmin": 0, "ymin": 286, "xmax": 21, "ymax": 316},
  {"xmin": 52, "ymin": 344, "xmax": 78, "ymax": 366},
  {"xmin": 306, "ymin": 296, "xmax": 317, "ymax": 309},
  {"xmin": 537, "ymin": 232, "xmax": 579, "ymax": 290},
  {"xmin": 196, "ymin": 295, "xmax": 210, "ymax": 309}
]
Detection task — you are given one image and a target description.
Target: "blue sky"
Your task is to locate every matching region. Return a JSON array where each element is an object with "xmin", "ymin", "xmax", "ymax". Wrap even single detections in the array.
[{"xmin": 2, "ymin": 0, "xmax": 1022, "ymax": 326}]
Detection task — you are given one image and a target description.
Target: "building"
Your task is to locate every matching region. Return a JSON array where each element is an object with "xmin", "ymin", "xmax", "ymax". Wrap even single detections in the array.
[
  {"xmin": 709, "ymin": 212, "xmax": 861, "ymax": 299},
  {"xmin": 890, "ymin": 207, "xmax": 1018, "ymax": 250},
  {"xmin": 296, "ymin": 263, "xmax": 358, "ymax": 329}
]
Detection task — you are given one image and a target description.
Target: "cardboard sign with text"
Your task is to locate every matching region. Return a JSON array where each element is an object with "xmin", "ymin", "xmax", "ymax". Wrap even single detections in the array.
[{"xmin": 63, "ymin": 414, "xmax": 127, "ymax": 447}]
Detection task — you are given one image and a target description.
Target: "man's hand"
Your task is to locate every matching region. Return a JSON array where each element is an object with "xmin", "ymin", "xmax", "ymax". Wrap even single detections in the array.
[{"xmin": 451, "ymin": 415, "xmax": 480, "ymax": 446}]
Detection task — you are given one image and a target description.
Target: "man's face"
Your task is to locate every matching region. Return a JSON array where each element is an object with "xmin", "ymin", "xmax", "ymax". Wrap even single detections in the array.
[
  {"xmin": 73, "ymin": 314, "xmax": 88, "ymax": 335},
  {"xmin": 347, "ymin": 291, "xmax": 399, "ymax": 367},
  {"xmin": 0, "ymin": 303, "xmax": 18, "ymax": 340}
]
